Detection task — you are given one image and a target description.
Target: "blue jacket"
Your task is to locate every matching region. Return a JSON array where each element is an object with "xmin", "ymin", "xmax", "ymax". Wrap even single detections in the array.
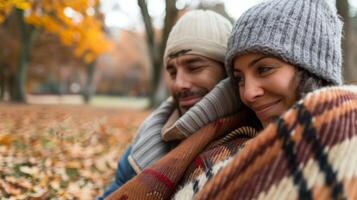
[{"xmin": 97, "ymin": 145, "xmax": 136, "ymax": 199}]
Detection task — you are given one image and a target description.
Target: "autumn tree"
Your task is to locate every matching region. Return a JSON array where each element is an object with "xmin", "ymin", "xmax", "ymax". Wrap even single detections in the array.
[
  {"xmin": 137, "ymin": 0, "xmax": 234, "ymax": 107},
  {"xmin": 0, "ymin": 10, "xmax": 19, "ymax": 101},
  {"xmin": 0, "ymin": 0, "xmax": 112, "ymax": 102},
  {"xmin": 336, "ymin": 0, "xmax": 357, "ymax": 82},
  {"xmin": 138, "ymin": 0, "xmax": 178, "ymax": 107},
  {"xmin": 0, "ymin": 0, "xmax": 34, "ymax": 101},
  {"xmin": 336, "ymin": 0, "xmax": 350, "ymax": 81}
]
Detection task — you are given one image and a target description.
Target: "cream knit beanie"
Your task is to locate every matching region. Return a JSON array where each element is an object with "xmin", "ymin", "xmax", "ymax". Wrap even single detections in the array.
[{"xmin": 164, "ymin": 10, "xmax": 233, "ymax": 65}]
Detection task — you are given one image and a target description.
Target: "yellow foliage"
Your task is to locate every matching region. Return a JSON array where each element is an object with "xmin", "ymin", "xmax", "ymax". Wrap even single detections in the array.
[
  {"xmin": 59, "ymin": 29, "xmax": 77, "ymax": 45},
  {"xmin": 41, "ymin": 15, "xmax": 61, "ymax": 33},
  {"xmin": 42, "ymin": 0, "xmax": 53, "ymax": 12},
  {"xmin": 57, "ymin": 9, "xmax": 73, "ymax": 26},
  {"xmin": 73, "ymin": 45, "xmax": 85, "ymax": 57},
  {"xmin": 13, "ymin": 0, "xmax": 30, "ymax": 10},
  {"xmin": 0, "ymin": 1, "xmax": 13, "ymax": 24},
  {"xmin": 24, "ymin": 14, "xmax": 42, "ymax": 26},
  {"xmin": 64, "ymin": 0, "xmax": 95, "ymax": 12},
  {"xmin": 0, "ymin": 0, "xmax": 113, "ymax": 63},
  {"xmin": 0, "ymin": 0, "xmax": 30, "ymax": 10},
  {"xmin": 83, "ymin": 52, "xmax": 94, "ymax": 63}
]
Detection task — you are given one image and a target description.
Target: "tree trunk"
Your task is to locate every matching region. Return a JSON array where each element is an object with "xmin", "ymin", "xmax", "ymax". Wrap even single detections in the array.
[
  {"xmin": 82, "ymin": 60, "xmax": 96, "ymax": 104},
  {"xmin": 0, "ymin": 64, "xmax": 4, "ymax": 100},
  {"xmin": 10, "ymin": 9, "xmax": 36, "ymax": 102},
  {"xmin": 336, "ymin": 0, "xmax": 356, "ymax": 82},
  {"xmin": 137, "ymin": 0, "xmax": 178, "ymax": 107}
]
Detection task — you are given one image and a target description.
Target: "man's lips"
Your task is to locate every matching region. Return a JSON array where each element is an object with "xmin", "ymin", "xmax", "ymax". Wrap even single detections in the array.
[
  {"xmin": 179, "ymin": 96, "xmax": 202, "ymax": 107},
  {"xmin": 252, "ymin": 99, "xmax": 281, "ymax": 114}
]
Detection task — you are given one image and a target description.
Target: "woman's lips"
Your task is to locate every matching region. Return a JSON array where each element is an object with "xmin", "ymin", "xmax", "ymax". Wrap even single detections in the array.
[{"xmin": 252, "ymin": 99, "xmax": 281, "ymax": 117}]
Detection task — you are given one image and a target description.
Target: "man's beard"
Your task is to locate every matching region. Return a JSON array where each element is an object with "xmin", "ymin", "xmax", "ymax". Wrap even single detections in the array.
[{"xmin": 174, "ymin": 88, "xmax": 209, "ymax": 115}]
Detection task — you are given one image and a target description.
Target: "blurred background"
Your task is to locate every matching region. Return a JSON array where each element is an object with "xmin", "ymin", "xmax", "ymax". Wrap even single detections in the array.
[
  {"xmin": 1, "ymin": 0, "xmax": 356, "ymax": 109},
  {"xmin": 1, "ymin": 0, "xmax": 357, "ymax": 199}
]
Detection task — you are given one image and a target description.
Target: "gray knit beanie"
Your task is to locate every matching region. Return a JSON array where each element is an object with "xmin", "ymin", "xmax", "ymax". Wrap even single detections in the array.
[
  {"xmin": 164, "ymin": 10, "xmax": 232, "ymax": 66},
  {"xmin": 226, "ymin": 0, "xmax": 343, "ymax": 85}
]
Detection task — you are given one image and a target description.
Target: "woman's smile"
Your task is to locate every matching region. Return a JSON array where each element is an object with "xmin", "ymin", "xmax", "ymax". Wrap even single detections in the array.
[
  {"xmin": 233, "ymin": 53, "xmax": 299, "ymax": 127},
  {"xmin": 252, "ymin": 99, "xmax": 281, "ymax": 118}
]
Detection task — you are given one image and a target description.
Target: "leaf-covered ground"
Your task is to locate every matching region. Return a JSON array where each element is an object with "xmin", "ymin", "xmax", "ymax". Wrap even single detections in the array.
[{"xmin": 0, "ymin": 103, "xmax": 149, "ymax": 199}]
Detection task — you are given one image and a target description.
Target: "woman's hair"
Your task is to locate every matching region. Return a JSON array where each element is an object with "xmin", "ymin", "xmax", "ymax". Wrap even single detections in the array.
[{"xmin": 295, "ymin": 68, "xmax": 335, "ymax": 100}]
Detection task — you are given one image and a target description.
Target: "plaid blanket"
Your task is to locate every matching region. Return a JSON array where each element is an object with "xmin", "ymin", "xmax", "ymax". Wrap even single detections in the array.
[
  {"xmin": 128, "ymin": 78, "xmax": 242, "ymax": 173},
  {"xmin": 107, "ymin": 85, "xmax": 357, "ymax": 200},
  {"xmin": 196, "ymin": 85, "xmax": 357, "ymax": 200},
  {"xmin": 106, "ymin": 110, "xmax": 254, "ymax": 200}
]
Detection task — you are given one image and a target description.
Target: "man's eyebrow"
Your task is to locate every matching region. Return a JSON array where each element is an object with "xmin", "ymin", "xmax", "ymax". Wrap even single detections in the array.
[
  {"xmin": 182, "ymin": 57, "xmax": 205, "ymax": 65},
  {"xmin": 168, "ymin": 49, "xmax": 192, "ymax": 59}
]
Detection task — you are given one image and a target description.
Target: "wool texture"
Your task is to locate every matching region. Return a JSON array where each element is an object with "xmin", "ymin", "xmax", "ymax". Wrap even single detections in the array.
[
  {"xmin": 106, "ymin": 85, "xmax": 357, "ymax": 200},
  {"xmin": 196, "ymin": 85, "xmax": 357, "ymax": 200},
  {"xmin": 164, "ymin": 10, "xmax": 232, "ymax": 65},
  {"xmin": 173, "ymin": 126, "xmax": 258, "ymax": 200},
  {"xmin": 129, "ymin": 78, "xmax": 242, "ymax": 173},
  {"xmin": 106, "ymin": 110, "xmax": 256, "ymax": 200},
  {"xmin": 173, "ymin": 157, "xmax": 233, "ymax": 200},
  {"xmin": 225, "ymin": 0, "xmax": 343, "ymax": 85}
]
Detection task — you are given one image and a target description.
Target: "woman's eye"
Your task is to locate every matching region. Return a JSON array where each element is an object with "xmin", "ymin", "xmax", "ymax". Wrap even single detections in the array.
[{"xmin": 257, "ymin": 66, "xmax": 273, "ymax": 74}]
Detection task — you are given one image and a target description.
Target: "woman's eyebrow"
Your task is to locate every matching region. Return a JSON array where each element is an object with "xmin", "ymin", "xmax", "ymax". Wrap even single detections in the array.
[{"xmin": 249, "ymin": 56, "xmax": 270, "ymax": 67}]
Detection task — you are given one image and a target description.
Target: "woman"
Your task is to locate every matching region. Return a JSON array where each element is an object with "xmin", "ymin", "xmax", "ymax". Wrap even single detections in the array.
[
  {"xmin": 223, "ymin": 0, "xmax": 341, "ymax": 129},
  {"xmin": 193, "ymin": 0, "xmax": 357, "ymax": 199},
  {"xmin": 107, "ymin": 0, "xmax": 357, "ymax": 199},
  {"xmin": 229, "ymin": 53, "xmax": 333, "ymax": 128}
]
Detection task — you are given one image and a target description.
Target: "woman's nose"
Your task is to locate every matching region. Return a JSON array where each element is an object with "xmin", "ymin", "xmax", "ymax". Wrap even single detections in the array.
[{"xmin": 241, "ymin": 79, "xmax": 264, "ymax": 103}]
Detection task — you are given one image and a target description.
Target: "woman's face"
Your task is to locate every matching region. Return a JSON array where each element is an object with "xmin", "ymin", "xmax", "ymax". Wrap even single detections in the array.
[{"xmin": 232, "ymin": 53, "xmax": 299, "ymax": 127}]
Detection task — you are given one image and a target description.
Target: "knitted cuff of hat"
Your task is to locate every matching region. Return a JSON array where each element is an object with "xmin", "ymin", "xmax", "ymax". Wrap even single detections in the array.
[{"xmin": 225, "ymin": 0, "xmax": 343, "ymax": 85}]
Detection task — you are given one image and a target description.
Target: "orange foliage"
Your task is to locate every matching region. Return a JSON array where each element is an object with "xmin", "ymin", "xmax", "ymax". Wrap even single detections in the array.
[
  {"xmin": 1, "ymin": 0, "xmax": 113, "ymax": 63},
  {"xmin": 0, "ymin": 103, "xmax": 149, "ymax": 198},
  {"xmin": 0, "ymin": 0, "xmax": 30, "ymax": 23}
]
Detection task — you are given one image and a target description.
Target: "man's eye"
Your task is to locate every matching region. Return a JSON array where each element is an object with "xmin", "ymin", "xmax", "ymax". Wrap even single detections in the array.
[
  {"xmin": 188, "ymin": 66, "xmax": 203, "ymax": 72},
  {"xmin": 233, "ymin": 73, "xmax": 244, "ymax": 86},
  {"xmin": 168, "ymin": 71, "xmax": 176, "ymax": 78}
]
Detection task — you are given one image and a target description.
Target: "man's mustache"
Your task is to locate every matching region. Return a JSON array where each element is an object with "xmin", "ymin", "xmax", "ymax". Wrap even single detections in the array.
[{"xmin": 175, "ymin": 89, "xmax": 208, "ymax": 100}]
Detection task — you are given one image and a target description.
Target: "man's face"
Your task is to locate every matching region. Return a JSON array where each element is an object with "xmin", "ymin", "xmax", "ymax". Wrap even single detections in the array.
[{"xmin": 165, "ymin": 54, "xmax": 226, "ymax": 114}]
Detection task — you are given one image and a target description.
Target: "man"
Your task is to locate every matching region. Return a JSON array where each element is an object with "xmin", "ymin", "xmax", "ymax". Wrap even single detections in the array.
[{"xmin": 98, "ymin": 10, "xmax": 236, "ymax": 199}]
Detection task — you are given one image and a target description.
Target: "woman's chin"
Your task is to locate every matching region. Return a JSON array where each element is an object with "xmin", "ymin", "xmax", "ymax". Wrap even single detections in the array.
[{"xmin": 261, "ymin": 116, "xmax": 279, "ymax": 128}]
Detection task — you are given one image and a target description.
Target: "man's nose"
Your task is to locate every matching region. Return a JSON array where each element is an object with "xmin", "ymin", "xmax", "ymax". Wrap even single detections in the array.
[
  {"xmin": 241, "ymin": 79, "xmax": 264, "ymax": 103},
  {"xmin": 174, "ymin": 71, "xmax": 191, "ymax": 90}
]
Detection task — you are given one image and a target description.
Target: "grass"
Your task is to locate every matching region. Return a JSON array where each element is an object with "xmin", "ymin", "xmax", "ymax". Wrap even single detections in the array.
[
  {"xmin": 90, "ymin": 95, "xmax": 149, "ymax": 109},
  {"xmin": 25, "ymin": 94, "xmax": 149, "ymax": 109}
]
